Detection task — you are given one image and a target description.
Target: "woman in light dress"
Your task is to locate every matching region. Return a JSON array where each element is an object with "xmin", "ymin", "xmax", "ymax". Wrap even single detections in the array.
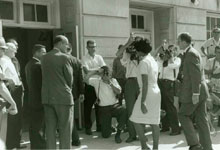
[{"xmin": 130, "ymin": 39, "xmax": 161, "ymax": 150}]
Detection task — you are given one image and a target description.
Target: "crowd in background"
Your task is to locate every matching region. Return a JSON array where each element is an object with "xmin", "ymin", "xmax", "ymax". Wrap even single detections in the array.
[{"xmin": 0, "ymin": 27, "xmax": 220, "ymax": 150}]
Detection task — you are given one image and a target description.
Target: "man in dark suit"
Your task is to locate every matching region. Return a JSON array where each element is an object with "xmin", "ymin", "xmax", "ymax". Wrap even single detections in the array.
[
  {"xmin": 25, "ymin": 44, "xmax": 46, "ymax": 149},
  {"xmin": 177, "ymin": 32, "xmax": 213, "ymax": 150},
  {"xmin": 41, "ymin": 35, "xmax": 74, "ymax": 149}
]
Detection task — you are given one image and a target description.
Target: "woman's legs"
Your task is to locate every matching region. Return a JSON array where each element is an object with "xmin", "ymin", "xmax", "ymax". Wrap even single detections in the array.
[
  {"xmin": 150, "ymin": 124, "xmax": 160, "ymax": 150},
  {"xmin": 133, "ymin": 122, "xmax": 150, "ymax": 149}
]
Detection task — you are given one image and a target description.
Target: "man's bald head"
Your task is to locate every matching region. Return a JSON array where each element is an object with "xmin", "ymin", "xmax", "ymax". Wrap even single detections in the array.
[{"xmin": 53, "ymin": 35, "xmax": 69, "ymax": 53}]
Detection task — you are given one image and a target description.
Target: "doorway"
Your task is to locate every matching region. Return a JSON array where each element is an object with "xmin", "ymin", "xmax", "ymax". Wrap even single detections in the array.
[{"xmin": 3, "ymin": 27, "xmax": 53, "ymax": 130}]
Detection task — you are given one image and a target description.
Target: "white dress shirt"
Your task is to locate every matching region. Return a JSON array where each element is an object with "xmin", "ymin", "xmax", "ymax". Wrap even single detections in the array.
[
  {"xmin": 0, "ymin": 55, "xmax": 21, "ymax": 86},
  {"xmin": 158, "ymin": 57, "xmax": 181, "ymax": 81},
  {"xmin": 81, "ymin": 53, "xmax": 106, "ymax": 71},
  {"xmin": 120, "ymin": 51, "xmax": 138, "ymax": 78},
  {"xmin": 89, "ymin": 77, "xmax": 120, "ymax": 106}
]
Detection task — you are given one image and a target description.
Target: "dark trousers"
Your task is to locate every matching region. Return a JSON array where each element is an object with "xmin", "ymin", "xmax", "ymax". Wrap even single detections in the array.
[
  {"xmin": 44, "ymin": 104, "xmax": 73, "ymax": 149},
  {"xmin": 72, "ymin": 103, "xmax": 80, "ymax": 142},
  {"xmin": 99, "ymin": 103, "xmax": 127, "ymax": 138},
  {"xmin": 116, "ymin": 78, "xmax": 126, "ymax": 105},
  {"xmin": 84, "ymin": 84, "xmax": 100, "ymax": 130},
  {"xmin": 6, "ymin": 85, "xmax": 23, "ymax": 149},
  {"xmin": 72, "ymin": 122, "xmax": 79, "ymax": 142},
  {"xmin": 179, "ymin": 101, "xmax": 212, "ymax": 150},
  {"xmin": 29, "ymin": 108, "xmax": 46, "ymax": 149},
  {"xmin": 124, "ymin": 78, "xmax": 139, "ymax": 138},
  {"xmin": 158, "ymin": 79, "xmax": 180, "ymax": 132}
]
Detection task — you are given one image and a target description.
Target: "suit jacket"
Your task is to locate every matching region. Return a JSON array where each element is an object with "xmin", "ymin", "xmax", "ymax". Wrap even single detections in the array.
[
  {"xmin": 69, "ymin": 55, "xmax": 84, "ymax": 99},
  {"xmin": 41, "ymin": 49, "xmax": 74, "ymax": 105},
  {"xmin": 25, "ymin": 58, "xmax": 43, "ymax": 110},
  {"xmin": 179, "ymin": 46, "xmax": 209, "ymax": 103}
]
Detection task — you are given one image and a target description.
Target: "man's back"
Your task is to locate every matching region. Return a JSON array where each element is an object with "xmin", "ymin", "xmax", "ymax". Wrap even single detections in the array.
[
  {"xmin": 41, "ymin": 49, "xmax": 73, "ymax": 105},
  {"xmin": 180, "ymin": 47, "xmax": 208, "ymax": 103}
]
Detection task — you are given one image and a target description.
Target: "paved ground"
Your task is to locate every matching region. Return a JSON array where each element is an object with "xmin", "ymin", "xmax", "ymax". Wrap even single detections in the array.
[{"xmin": 20, "ymin": 126, "xmax": 220, "ymax": 150}]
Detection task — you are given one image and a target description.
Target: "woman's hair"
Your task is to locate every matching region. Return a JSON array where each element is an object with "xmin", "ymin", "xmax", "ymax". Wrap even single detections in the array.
[{"xmin": 134, "ymin": 38, "xmax": 152, "ymax": 54}]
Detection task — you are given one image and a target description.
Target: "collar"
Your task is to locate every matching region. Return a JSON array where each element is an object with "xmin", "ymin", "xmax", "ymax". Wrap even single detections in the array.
[
  {"xmin": 53, "ymin": 47, "xmax": 60, "ymax": 52},
  {"xmin": 212, "ymin": 37, "xmax": 220, "ymax": 45},
  {"xmin": 32, "ymin": 57, "xmax": 40, "ymax": 62},
  {"xmin": 86, "ymin": 53, "xmax": 96, "ymax": 59},
  {"xmin": 183, "ymin": 45, "xmax": 191, "ymax": 54}
]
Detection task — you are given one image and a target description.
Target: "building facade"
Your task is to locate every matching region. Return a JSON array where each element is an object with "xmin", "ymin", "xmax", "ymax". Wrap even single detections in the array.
[{"xmin": 0, "ymin": 0, "xmax": 220, "ymax": 64}]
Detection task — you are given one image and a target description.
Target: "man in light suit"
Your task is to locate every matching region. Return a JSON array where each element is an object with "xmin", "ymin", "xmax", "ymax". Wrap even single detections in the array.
[
  {"xmin": 177, "ymin": 32, "xmax": 213, "ymax": 150},
  {"xmin": 25, "ymin": 44, "xmax": 46, "ymax": 149},
  {"xmin": 41, "ymin": 35, "xmax": 74, "ymax": 149}
]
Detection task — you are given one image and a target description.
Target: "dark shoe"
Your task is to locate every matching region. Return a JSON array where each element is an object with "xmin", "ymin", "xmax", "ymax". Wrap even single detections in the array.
[
  {"xmin": 160, "ymin": 128, "xmax": 169, "ymax": 132},
  {"xmin": 189, "ymin": 144, "xmax": 203, "ymax": 150},
  {"xmin": 85, "ymin": 129, "xmax": 93, "ymax": 135},
  {"xmin": 125, "ymin": 136, "xmax": 137, "ymax": 143},
  {"xmin": 72, "ymin": 140, "xmax": 81, "ymax": 146},
  {"xmin": 170, "ymin": 131, "xmax": 181, "ymax": 136},
  {"xmin": 115, "ymin": 133, "xmax": 122, "ymax": 144}
]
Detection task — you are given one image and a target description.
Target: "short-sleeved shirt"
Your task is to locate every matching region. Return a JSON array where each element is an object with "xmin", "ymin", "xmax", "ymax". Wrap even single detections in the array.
[
  {"xmin": 157, "ymin": 57, "xmax": 181, "ymax": 81},
  {"xmin": 205, "ymin": 58, "xmax": 220, "ymax": 93},
  {"xmin": 88, "ymin": 77, "xmax": 121, "ymax": 106},
  {"xmin": 0, "ymin": 55, "xmax": 22, "ymax": 86},
  {"xmin": 81, "ymin": 53, "xmax": 106, "ymax": 71},
  {"xmin": 201, "ymin": 37, "xmax": 220, "ymax": 56},
  {"xmin": 120, "ymin": 51, "xmax": 138, "ymax": 78}
]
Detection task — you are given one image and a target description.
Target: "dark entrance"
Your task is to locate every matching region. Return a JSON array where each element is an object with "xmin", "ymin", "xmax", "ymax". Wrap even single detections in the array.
[{"xmin": 3, "ymin": 27, "xmax": 53, "ymax": 130}]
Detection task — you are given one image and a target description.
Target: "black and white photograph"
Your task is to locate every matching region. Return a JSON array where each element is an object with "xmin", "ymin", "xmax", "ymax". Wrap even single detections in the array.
[{"xmin": 0, "ymin": 0, "xmax": 220, "ymax": 150}]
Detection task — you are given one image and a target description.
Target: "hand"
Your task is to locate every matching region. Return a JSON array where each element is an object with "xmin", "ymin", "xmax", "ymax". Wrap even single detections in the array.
[
  {"xmin": 5, "ymin": 79, "xmax": 15, "ymax": 91},
  {"xmin": 141, "ymin": 103, "xmax": 148, "ymax": 114},
  {"xmin": 79, "ymin": 94, "xmax": 84, "ymax": 103},
  {"xmin": 192, "ymin": 94, "xmax": 199, "ymax": 105},
  {"xmin": 7, "ymin": 103, "xmax": 18, "ymax": 115}
]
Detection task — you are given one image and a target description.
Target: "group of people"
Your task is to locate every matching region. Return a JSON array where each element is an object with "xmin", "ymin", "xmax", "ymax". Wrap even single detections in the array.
[{"xmin": 0, "ymin": 27, "xmax": 218, "ymax": 150}]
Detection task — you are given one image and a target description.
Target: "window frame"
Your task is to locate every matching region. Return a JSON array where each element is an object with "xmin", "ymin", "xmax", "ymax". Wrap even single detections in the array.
[
  {"xmin": 20, "ymin": 0, "xmax": 51, "ymax": 26},
  {"xmin": 0, "ymin": 0, "xmax": 16, "ymax": 23},
  {"xmin": 206, "ymin": 13, "xmax": 220, "ymax": 39}
]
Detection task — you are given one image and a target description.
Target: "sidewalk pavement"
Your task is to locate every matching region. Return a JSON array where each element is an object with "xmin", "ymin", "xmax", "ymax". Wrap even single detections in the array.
[{"xmin": 20, "ymin": 126, "xmax": 220, "ymax": 150}]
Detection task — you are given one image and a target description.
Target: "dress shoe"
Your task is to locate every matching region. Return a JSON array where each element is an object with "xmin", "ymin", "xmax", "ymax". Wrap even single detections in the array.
[
  {"xmin": 170, "ymin": 131, "xmax": 181, "ymax": 136},
  {"xmin": 85, "ymin": 129, "xmax": 93, "ymax": 135},
  {"xmin": 72, "ymin": 140, "xmax": 81, "ymax": 146},
  {"xmin": 125, "ymin": 136, "xmax": 137, "ymax": 143},
  {"xmin": 115, "ymin": 134, "xmax": 122, "ymax": 144},
  {"xmin": 189, "ymin": 144, "xmax": 203, "ymax": 150},
  {"xmin": 115, "ymin": 130, "xmax": 122, "ymax": 144},
  {"xmin": 160, "ymin": 128, "xmax": 169, "ymax": 132}
]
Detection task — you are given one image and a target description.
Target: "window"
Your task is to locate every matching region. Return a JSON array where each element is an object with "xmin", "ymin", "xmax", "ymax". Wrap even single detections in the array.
[
  {"xmin": 0, "ymin": 1, "xmax": 13, "ymax": 20},
  {"xmin": 206, "ymin": 16, "xmax": 220, "ymax": 39},
  {"xmin": 23, "ymin": 3, "xmax": 48, "ymax": 23},
  {"xmin": 131, "ymin": 14, "xmax": 144, "ymax": 29}
]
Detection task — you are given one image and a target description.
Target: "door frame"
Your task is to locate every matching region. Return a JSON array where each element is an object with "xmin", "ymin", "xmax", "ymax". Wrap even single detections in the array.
[{"xmin": 0, "ymin": 20, "xmax": 2, "ymax": 36}]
